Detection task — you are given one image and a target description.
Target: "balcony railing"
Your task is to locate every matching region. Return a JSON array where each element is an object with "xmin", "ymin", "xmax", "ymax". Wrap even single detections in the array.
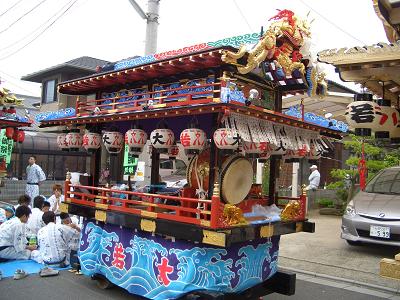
[
  {"xmin": 64, "ymin": 180, "xmax": 307, "ymax": 229},
  {"xmin": 76, "ymin": 82, "xmax": 221, "ymax": 117},
  {"xmin": 65, "ymin": 182, "xmax": 225, "ymax": 228}
]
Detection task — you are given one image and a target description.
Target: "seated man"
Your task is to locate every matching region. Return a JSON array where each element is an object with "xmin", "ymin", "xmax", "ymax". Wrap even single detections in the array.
[
  {"xmin": 41, "ymin": 201, "xmax": 50, "ymax": 213},
  {"xmin": 27, "ymin": 195, "xmax": 45, "ymax": 235},
  {"xmin": 59, "ymin": 212, "xmax": 81, "ymax": 267},
  {"xmin": 59, "ymin": 212, "xmax": 80, "ymax": 228},
  {"xmin": 14, "ymin": 194, "xmax": 31, "ymax": 209},
  {"xmin": 4, "ymin": 206, "xmax": 15, "ymax": 220},
  {"xmin": 33, "ymin": 211, "xmax": 79, "ymax": 266},
  {"xmin": 0, "ymin": 206, "xmax": 36, "ymax": 260},
  {"xmin": 47, "ymin": 184, "xmax": 64, "ymax": 214}
]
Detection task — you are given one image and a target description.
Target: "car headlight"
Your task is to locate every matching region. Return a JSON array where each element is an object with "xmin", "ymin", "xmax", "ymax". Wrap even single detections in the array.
[{"xmin": 345, "ymin": 200, "xmax": 356, "ymax": 217}]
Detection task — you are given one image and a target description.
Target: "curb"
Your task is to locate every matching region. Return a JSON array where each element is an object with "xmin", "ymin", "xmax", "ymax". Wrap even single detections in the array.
[{"xmin": 280, "ymin": 266, "xmax": 400, "ymax": 295}]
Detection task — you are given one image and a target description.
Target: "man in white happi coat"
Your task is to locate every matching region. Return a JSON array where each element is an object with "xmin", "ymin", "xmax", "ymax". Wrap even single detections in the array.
[
  {"xmin": 25, "ymin": 156, "xmax": 46, "ymax": 201},
  {"xmin": 0, "ymin": 206, "xmax": 36, "ymax": 260},
  {"xmin": 306, "ymin": 165, "xmax": 321, "ymax": 210},
  {"xmin": 26, "ymin": 196, "xmax": 45, "ymax": 235},
  {"xmin": 32, "ymin": 211, "xmax": 79, "ymax": 266}
]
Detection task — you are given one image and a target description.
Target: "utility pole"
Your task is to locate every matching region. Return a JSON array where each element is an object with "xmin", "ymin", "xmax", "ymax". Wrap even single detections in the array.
[{"xmin": 128, "ymin": 0, "xmax": 160, "ymax": 55}]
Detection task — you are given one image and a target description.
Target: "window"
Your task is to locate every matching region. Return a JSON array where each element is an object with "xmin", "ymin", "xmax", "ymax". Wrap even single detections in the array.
[
  {"xmin": 365, "ymin": 169, "xmax": 400, "ymax": 194},
  {"xmin": 160, "ymin": 160, "xmax": 173, "ymax": 169},
  {"xmin": 175, "ymin": 159, "xmax": 186, "ymax": 170},
  {"xmin": 43, "ymin": 79, "xmax": 57, "ymax": 103}
]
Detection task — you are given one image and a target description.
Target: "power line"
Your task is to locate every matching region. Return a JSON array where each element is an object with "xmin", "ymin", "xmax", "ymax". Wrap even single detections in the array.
[
  {"xmin": 298, "ymin": 0, "xmax": 366, "ymax": 45},
  {"xmin": 0, "ymin": 0, "xmax": 25, "ymax": 18},
  {"xmin": 0, "ymin": 0, "xmax": 48, "ymax": 35},
  {"xmin": 0, "ymin": 0, "xmax": 79, "ymax": 61},
  {"xmin": 0, "ymin": 0, "xmax": 75, "ymax": 52},
  {"xmin": 0, "ymin": 70, "xmax": 39, "ymax": 95},
  {"xmin": 232, "ymin": 0, "xmax": 253, "ymax": 32}
]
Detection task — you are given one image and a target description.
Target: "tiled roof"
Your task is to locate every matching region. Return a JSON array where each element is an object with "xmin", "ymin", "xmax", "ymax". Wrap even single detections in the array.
[{"xmin": 22, "ymin": 56, "xmax": 110, "ymax": 83}]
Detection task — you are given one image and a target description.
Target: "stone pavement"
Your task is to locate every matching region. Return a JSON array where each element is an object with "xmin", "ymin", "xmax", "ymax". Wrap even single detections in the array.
[{"xmin": 278, "ymin": 209, "xmax": 400, "ymax": 293}]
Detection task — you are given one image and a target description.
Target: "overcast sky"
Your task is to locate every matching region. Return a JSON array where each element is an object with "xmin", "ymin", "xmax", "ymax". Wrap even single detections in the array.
[{"xmin": 0, "ymin": 0, "xmax": 388, "ymax": 97}]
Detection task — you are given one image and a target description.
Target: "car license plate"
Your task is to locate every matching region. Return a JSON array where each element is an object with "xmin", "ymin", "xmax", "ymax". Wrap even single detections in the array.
[{"xmin": 370, "ymin": 225, "xmax": 390, "ymax": 239}]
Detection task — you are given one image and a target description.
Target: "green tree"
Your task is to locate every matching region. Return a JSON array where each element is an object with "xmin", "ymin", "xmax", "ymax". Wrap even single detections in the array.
[{"xmin": 328, "ymin": 134, "xmax": 400, "ymax": 203}]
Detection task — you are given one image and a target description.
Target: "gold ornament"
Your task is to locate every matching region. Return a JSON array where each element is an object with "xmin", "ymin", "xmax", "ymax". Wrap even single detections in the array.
[
  {"xmin": 222, "ymin": 10, "xmax": 311, "ymax": 75},
  {"xmin": 222, "ymin": 204, "xmax": 247, "ymax": 226},
  {"xmin": 280, "ymin": 200, "xmax": 301, "ymax": 221}
]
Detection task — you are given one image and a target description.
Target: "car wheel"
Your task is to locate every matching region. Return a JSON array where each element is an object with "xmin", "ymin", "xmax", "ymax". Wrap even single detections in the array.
[{"xmin": 346, "ymin": 240, "xmax": 362, "ymax": 246}]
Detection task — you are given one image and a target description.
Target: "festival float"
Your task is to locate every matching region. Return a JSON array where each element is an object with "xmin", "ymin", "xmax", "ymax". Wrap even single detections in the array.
[
  {"xmin": 40, "ymin": 10, "xmax": 343, "ymax": 300},
  {"xmin": 0, "ymin": 87, "xmax": 29, "ymax": 180}
]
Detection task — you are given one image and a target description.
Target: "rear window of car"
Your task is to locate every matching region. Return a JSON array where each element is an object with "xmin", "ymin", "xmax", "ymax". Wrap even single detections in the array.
[{"xmin": 365, "ymin": 169, "xmax": 400, "ymax": 194}]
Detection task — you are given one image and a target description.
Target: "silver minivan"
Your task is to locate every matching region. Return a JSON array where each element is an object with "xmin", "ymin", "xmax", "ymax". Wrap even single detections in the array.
[{"xmin": 342, "ymin": 167, "xmax": 400, "ymax": 247}]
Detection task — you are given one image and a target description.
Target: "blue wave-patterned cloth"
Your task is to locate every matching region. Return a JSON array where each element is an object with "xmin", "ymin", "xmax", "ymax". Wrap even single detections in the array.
[{"xmin": 79, "ymin": 221, "xmax": 280, "ymax": 300}]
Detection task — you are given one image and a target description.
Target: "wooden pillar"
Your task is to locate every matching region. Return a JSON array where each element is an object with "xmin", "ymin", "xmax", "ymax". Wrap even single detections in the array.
[
  {"xmin": 149, "ymin": 147, "xmax": 160, "ymax": 193},
  {"xmin": 208, "ymin": 113, "xmax": 219, "ymax": 199},
  {"xmin": 268, "ymin": 88, "xmax": 283, "ymax": 205}
]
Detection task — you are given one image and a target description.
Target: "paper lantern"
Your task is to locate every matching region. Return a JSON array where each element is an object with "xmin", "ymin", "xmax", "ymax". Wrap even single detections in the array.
[
  {"xmin": 82, "ymin": 132, "xmax": 101, "ymax": 153},
  {"xmin": 57, "ymin": 132, "xmax": 69, "ymax": 151},
  {"xmin": 5, "ymin": 127, "xmax": 14, "ymax": 139},
  {"xmin": 345, "ymin": 93, "xmax": 380, "ymax": 136},
  {"xmin": 168, "ymin": 144, "xmax": 179, "ymax": 160},
  {"xmin": 125, "ymin": 128, "xmax": 147, "ymax": 157},
  {"xmin": 180, "ymin": 128, "xmax": 206, "ymax": 156},
  {"xmin": 150, "ymin": 128, "xmax": 174, "ymax": 153},
  {"xmin": 374, "ymin": 99, "xmax": 400, "ymax": 139},
  {"xmin": 66, "ymin": 129, "xmax": 83, "ymax": 151},
  {"xmin": 102, "ymin": 131, "xmax": 124, "ymax": 154},
  {"xmin": 213, "ymin": 128, "xmax": 240, "ymax": 150},
  {"xmin": 57, "ymin": 133, "xmax": 68, "ymax": 150}
]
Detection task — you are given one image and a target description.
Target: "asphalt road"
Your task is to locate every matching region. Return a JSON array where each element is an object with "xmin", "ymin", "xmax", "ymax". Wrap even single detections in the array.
[{"xmin": 0, "ymin": 271, "xmax": 397, "ymax": 300}]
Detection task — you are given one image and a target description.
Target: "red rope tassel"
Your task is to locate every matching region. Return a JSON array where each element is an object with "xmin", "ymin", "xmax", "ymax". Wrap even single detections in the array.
[{"xmin": 358, "ymin": 142, "xmax": 367, "ymax": 191}]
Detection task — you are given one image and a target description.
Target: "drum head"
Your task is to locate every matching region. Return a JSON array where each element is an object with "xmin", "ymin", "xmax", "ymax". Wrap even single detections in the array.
[{"xmin": 221, "ymin": 155, "xmax": 253, "ymax": 204}]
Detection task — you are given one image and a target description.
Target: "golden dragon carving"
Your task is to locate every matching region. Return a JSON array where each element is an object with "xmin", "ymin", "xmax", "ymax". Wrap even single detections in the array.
[{"xmin": 222, "ymin": 9, "xmax": 311, "ymax": 76}]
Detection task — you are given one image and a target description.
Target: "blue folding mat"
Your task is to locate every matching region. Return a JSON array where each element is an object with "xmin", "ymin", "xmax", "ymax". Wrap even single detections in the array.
[{"xmin": 0, "ymin": 259, "xmax": 70, "ymax": 278}]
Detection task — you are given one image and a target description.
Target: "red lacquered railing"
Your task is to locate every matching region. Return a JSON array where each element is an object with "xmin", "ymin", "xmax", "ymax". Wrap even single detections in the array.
[
  {"xmin": 64, "ymin": 182, "xmax": 226, "ymax": 229},
  {"xmin": 76, "ymin": 82, "xmax": 221, "ymax": 116}
]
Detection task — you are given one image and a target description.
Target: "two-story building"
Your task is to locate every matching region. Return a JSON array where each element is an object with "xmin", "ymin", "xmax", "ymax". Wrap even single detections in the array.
[{"xmin": 16, "ymin": 56, "xmax": 110, "ymax": 180}]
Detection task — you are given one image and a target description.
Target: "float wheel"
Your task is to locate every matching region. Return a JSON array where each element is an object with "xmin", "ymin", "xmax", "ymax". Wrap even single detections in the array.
[{"xmin": 93, "ymin": 274, "xmax": 114, "ymax": 289}]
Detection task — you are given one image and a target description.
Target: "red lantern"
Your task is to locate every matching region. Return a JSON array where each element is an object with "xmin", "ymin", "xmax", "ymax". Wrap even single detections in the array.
[
  {"xmin": 82, "ymin": 132, "xmax": 101, "ymax": 153},
  {"xmin": 125, "ymin": 128, "xmax": 147, "ymax": 157},
  {"xmin": 5, "ymin": 127, "xmax": 14, "ymax": 139},
  {"xmin": 150, "ymin": 128, "xmax": 174, "ymax": 153},
  {"xmin": 180, "ymin": 128, "xmax": 206, "ymax": 156},
  {"xmin": 102, "ymin": 131, "xmax": 124, "ymax": 154},
  {"xmin": 12, "ymin": 129, "xmax": 19, "ymax": 142},
  {"xmin": 17, "ymin": 130, "xmax": 25, "ymax": 143}
]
